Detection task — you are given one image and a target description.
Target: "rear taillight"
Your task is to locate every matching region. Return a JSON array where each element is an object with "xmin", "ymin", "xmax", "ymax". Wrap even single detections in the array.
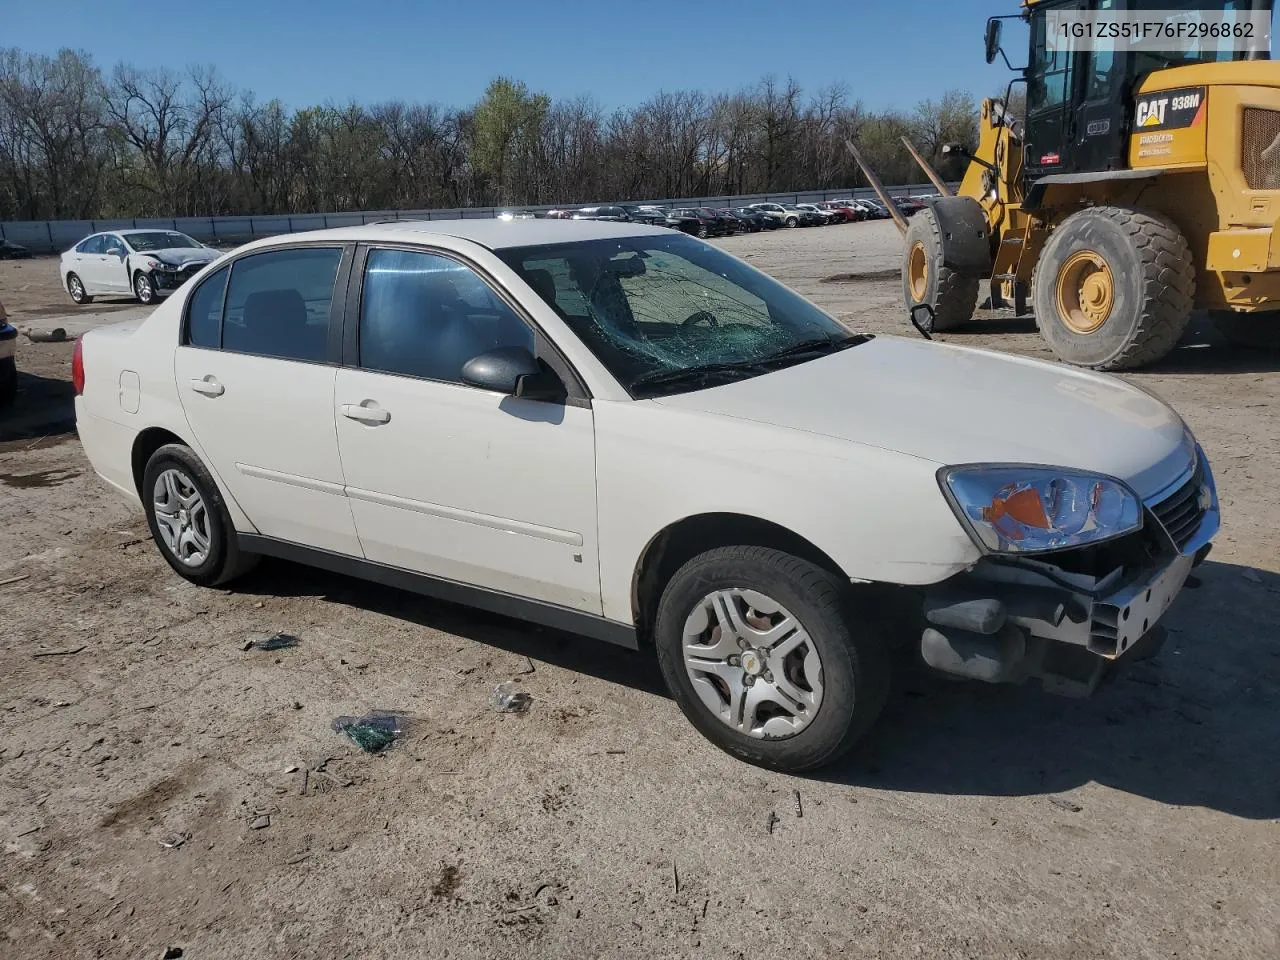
[{"xmin": 72, "ymin": 337, "xmax": 85, "ymax": 395}]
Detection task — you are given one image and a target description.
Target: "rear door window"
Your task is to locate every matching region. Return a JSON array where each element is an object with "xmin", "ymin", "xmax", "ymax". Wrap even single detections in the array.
[
  {"xmin": 185, "ymin": 266, "xmax": 230, "ymax": 348},
  {"xmin": 221, "ymin": 247, "xmax": 342, "ymax": 362}
]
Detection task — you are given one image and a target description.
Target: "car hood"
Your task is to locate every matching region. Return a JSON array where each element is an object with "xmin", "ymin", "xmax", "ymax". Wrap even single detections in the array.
[
  {"xmin": 139, "ymin": 247, "xmax": 218, "ymax": 266},
  {"xmin": 654, "ymin": 335, "xmax": 1192, "ymax": 501}
]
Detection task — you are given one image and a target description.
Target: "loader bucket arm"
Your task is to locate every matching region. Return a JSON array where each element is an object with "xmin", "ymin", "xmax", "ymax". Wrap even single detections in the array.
[
  {"xmin": 843, "ymin": 139, "xmax": 908, "ymax": 234},
  {"xmin": 900, "ymin": 136, "xmax": 954, "ymax": 198}
]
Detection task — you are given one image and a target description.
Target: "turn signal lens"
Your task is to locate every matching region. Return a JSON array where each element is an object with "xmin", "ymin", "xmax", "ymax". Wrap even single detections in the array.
[{"xmin": 942, "ymin": 466, "xmax": 1142, "ymax": 553}]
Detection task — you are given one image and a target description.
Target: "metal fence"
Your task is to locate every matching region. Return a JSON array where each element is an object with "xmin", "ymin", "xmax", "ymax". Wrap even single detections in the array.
[{"xmin": 0, "ymin": 183, "xmax": 950, "ymax": 254}]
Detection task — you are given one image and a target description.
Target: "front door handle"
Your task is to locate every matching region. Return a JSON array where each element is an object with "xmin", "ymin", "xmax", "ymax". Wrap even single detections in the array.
[
  {"xmin": 188, "ymin": 376, "xmax": 225, "ymax": 397},
  {"xmin": 341, "ymin": 402, "xmax": 391, "ymax": 425}
]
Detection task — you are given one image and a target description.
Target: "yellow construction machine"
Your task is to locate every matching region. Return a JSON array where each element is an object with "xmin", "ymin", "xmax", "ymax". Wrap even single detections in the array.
[{"xmin": 850, "ymin": 0, "xmax": 1280, "ymax": 369}]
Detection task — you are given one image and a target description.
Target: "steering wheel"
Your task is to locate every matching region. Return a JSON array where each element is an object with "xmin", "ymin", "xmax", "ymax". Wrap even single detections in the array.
[{"xmin": 681, "ymin": 310, "xmax": 719, "ymax": 329}]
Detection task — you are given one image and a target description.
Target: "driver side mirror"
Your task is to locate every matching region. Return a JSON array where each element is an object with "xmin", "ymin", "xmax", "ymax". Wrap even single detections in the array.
[
  {"xmin": 460, "ymin": 346, "xmax": 565, "ymax": 401},
  {"xmin": 984, "ymin": 18, "xmax": 1003, "ymax": 65}
]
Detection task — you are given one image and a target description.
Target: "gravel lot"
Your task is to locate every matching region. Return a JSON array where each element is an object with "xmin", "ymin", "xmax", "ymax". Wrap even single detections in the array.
[{"xmin": 2, "ymin": 220, "xmax": 1278, "ymax": 960}]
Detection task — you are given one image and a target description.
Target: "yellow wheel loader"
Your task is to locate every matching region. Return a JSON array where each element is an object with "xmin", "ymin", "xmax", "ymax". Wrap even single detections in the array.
[{"xmin": 849, "ymin": 0, "xmax": 1279, "ymax": 369}]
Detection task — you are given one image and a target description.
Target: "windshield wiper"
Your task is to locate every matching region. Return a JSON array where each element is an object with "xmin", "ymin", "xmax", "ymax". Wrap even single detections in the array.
[
  {"xmin": 629, "ymin": 360, "xmax": 771, "ymax": 395},
  {"xmin": 756, "ymin": 334, "xmax": 870, "ymax": 366}
]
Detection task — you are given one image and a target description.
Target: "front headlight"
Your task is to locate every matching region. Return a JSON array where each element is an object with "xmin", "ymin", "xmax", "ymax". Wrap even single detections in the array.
[{"xmin": 939, "ymin": 465, "xmax": 1142, "ymax": 554}]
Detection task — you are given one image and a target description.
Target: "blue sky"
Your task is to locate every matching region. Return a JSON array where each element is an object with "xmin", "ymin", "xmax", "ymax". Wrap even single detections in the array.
[{"xmin": 5, "ymin": 0, "xmax": 1026, "ymax": 112}]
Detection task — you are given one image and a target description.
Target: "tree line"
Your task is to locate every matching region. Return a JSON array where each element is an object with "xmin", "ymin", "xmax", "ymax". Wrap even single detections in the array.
[{"xmin": 0, "ymin": 47, "xmax": 980, "ymax": 222}]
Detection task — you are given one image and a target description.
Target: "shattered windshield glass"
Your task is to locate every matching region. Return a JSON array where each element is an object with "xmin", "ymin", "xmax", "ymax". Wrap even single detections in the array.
[
  {"xmin": 126, "ymin": 232, "xmax": 202, "ymax": 252},
  {"xmin": 497, "ymin": 233, "xmax": 866, "ymax": 397}
]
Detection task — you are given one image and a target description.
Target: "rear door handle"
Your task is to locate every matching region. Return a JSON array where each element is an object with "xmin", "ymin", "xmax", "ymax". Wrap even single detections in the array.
[
  {"xmin": 188, "ymin": 376, "xmax": 225, "ymax": 397},
  {"xmin": 341, "ymin": 402, "xmax": 391, "ymax": 424}
]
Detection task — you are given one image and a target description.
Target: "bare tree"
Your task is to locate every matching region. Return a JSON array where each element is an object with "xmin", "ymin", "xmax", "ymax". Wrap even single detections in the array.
[{"xmin": 1, "ymin": 44, "xmax": 975, "ymax": 220}]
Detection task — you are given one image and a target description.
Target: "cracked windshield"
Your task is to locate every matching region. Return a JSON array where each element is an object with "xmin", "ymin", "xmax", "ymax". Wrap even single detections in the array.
[{"xmin": 499, "ymin": 234, "xmax": 865, "ymax": 397}]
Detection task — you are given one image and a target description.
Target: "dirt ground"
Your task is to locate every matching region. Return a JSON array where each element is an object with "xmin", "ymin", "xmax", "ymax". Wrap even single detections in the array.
[{"xmin": 1, "ymin": 221, "xmax": 1278, "ymax": 960}]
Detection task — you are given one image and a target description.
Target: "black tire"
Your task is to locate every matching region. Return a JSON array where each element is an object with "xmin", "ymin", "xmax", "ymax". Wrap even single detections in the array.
[
  {"xmin": 1032, "ymin": 206, "xmax": 1194, "ymax": 370},
  {"xmin": 1211, "ymin": 311, "xmax": 1280, "ymax": 350},
  {"xmin": 67, "ymin": 273, "xmax": 92, "ymax": 304},
  {"xmin": 142, "ymin": 443, "xmax": 258, "ymax": 587},
  {"xmin": 134, "ymin": 271, "xmax": 156, "ymax": 305},
  {"xmin": 654, "ymin": 546, "xmax": 889, "ymax": 773},
  {"xmin": 697, "ymin": 224, "xmax": 709, "ymax": 239},
  {"xmin": 0, "ymin": 364, "xmax": 15, "ymax": 409},
  {"xmin": 785, "ymin": 216, "xmax": 798, "ymax": 228},
  {"xmin": 901, "ymin": 206, "xmax": 979, "ymax": 332}
]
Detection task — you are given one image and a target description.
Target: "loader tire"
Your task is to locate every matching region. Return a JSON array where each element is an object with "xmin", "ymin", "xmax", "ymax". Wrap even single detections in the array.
[
  {"xmin": 902, "ymin": 207, "xmax": 978, "ymax": 333},
  {"xmin": 1211, "ymin": 311, "xmax": 1280, "ymax": 350},
  {"xmin": 1033, "ymin": 206, "xmax": 1194, "ymax": 370}
]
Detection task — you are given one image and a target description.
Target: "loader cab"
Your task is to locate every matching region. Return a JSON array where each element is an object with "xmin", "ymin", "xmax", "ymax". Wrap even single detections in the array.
[{"xmin": 1015, "ymin": 0, "xmax": 1271, "ymax": 187}]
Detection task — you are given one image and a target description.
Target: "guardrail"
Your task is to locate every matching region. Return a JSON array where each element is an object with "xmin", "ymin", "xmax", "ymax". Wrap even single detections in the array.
[{"xmin": 0, "ymin": 183, "xmax": 952, "ymax": 254}]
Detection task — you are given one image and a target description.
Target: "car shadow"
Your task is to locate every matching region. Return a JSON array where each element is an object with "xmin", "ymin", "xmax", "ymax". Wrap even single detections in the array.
[
  {"xmin": 235, "ymin": 557, "xmax": 668, "ymax": 697},
  {"xmin": 822, "ymin": 559, "xmax": 1280, "ymax": 820},
  {"xmin": 945, "ymin": 311, "xmax": 1280, "ymax": 373},
  {"xmin": 237, "ymin": 554, "xmax": 1279, "ymax": 818},
  {"xmin": 0, "ymin": 369, "xmax": 76, "ymax": 443},
  {"xmin": 1144, "ymin": 317, "xmax": 1280, "ymax": 374}
]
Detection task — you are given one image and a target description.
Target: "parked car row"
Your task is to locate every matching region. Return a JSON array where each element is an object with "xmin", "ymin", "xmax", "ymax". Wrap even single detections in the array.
[
  {"xmin": 518, "ymin": 197, "xmax": 901, "ymax": 234},
  {"xmin": 51, "ymin": 197, "xmax": 911, "ymax": 306}
]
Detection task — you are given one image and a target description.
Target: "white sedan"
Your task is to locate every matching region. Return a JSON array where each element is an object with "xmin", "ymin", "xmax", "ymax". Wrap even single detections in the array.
[
  {"xmin": 60, "ymin": 229, "xmax": 219, "ymax": 305},
  {"xmin": 73, "ymin": 219, "xmax": 1219, "ymax": 771}
]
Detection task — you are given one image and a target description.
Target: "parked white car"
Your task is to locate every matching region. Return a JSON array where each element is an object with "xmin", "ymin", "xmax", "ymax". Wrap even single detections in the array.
[
  {"xmin": 73, "ymin": 219, "xmax": 1219, "ymax": 771},
  {"xmin": 60, "ymin": 229, "xmax": 220, "ymax": 305}
]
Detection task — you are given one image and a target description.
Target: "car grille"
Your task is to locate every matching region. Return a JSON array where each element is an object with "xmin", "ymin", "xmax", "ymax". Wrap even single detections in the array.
[
  {"xmin": 1148, "ymin": 460, "xmax": 1205, "ymax": 552},
  {"xmin": 1241, "ymin": 107, "xmax": 1280, "ymax": 190}
]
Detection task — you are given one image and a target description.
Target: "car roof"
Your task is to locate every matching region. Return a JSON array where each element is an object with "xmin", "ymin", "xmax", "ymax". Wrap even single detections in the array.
[
  {"xmin": 96, "ymin": 228, "xmax": 189, "ymax": 237},
  {"xmin": 236, "ymin": 218, "xmax": 673, "ymax": 252}
]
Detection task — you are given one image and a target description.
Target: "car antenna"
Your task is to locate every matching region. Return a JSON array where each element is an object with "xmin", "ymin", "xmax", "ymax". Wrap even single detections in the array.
[{"xmin": 908, "ymin": 304, "xmax": 934, "ymax": 341}]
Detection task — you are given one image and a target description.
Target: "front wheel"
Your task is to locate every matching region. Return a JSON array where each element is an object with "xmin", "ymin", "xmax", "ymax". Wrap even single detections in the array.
[
  {"xmin": 654, "ymin": 546, "xmax": 889, "ymax": 772},
  {"xmin": 902, "ymin": 207, "xmax": 978, "ymax": 332},
  {"xmin": 785, "ymin": 217, "xmax": 798, "ymax": 228},
  {"xmin": 142, "ymin": 443, "xmax": 258, "ymax": 587},
  {"xmin": 134, "ymin": 271, "xmax": 156, "ymax": 304},
  {"xmin": 697, "ymin": 224, "xmax": 709, "ymax": 239}
]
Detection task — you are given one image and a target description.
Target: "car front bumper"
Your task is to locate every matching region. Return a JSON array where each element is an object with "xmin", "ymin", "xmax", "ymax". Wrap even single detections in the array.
[
  {"xmin": 917, "ymin": 447, "xmax": 1220, "ymax": 696},
  {"xmin": 150, "ymin": 262, "xmax": 211, "ymax": 294}
]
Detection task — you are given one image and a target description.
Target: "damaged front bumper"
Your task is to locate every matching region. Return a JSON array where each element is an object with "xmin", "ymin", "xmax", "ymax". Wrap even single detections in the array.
[{"xmin": 919, "ymin": 449, "xmax": 1220, "ymax": 696}]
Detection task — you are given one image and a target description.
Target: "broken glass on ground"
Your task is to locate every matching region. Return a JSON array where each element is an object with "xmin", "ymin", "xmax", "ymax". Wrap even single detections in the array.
[
  {"xmin": 331, "ymin": 711, "xmax": 408, "ymax": 753},
  {"xmin": 245, "ymin": 633, "xmax": 299, "ymax": 652},
  {"xmin": 490, "ymin": 682, "xmax": 533, "ymax": 714}
]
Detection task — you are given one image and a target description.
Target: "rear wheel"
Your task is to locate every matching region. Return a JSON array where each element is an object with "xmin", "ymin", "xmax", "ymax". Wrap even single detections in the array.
[
  {"xmin": 901, "ymin": 206, "xmax": 978, "ymax": 332},
  {"xmin": 1211, "ymin": 311, "xmax": 1280, "ymax": 349},
  {"xmin": 142, "ymin": 443, "xmax": 257, "ymax": 587},
  {"xmin": 1033, "ymin": 206, "xmax": 1194, "ymax": 370},
  {"xmin": 67, "ymin": 273, "xmax": 92, "ymax": 304},
  {"xmin": 654, "ymin": 545, "xmax": 889, "ymax": 772}
]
